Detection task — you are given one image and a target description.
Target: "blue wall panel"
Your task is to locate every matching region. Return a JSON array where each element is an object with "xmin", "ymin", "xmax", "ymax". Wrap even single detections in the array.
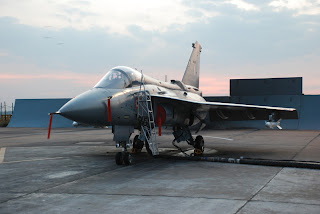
[
  {"xmin": 298, "ymin": 95, "xmax": 320, "ymax": 130},
  {"xmin": 230, "ymin": 77, "xmax": 302, "ymax": 96},
  {"xmin": 204, "ymin": 95, "xmax": 320, "ymax": 130},
  {"xmin": 8, "ymin": 99, "xmax": 73, "ymax": 128}
]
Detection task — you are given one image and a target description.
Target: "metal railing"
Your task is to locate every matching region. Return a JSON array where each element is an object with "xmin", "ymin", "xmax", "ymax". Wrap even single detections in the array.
[{"xmin": 137, "ymin": 72, "xmax": 159, "ymax": 155}]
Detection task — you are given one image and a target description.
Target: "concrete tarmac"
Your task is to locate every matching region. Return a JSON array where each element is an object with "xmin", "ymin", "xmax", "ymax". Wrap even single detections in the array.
[{"xmin": 0, "ymin": 128, "xmax": 320, "ymax": 213}]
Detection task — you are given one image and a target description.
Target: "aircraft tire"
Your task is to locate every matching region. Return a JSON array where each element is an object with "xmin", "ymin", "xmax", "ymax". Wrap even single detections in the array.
[
  {"xmin": 194, "ymin": 135, "xmax": 204, "ymax": 156},
  {"xmin": 123, "ymin": 153, "xmax": 133, "ymax": 165},
  {"xmin": 115, "ymin": 152, "xmax": 123, "ymax": 165},
  {"xmin": 133, "ymin": 135, "xmax": 144, "ymax": 152}
]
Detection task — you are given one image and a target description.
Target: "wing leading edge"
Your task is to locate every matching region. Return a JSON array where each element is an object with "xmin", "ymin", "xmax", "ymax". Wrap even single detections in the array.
[{"xmin": 150, "ymin": 94, "xmax": 298, "ymax": 121}]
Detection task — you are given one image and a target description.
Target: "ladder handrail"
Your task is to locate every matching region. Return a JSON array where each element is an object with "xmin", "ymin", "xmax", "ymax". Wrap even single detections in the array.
[{"xmin": 137, "ymin": 71, "xmax": 159, "ymax": 155}]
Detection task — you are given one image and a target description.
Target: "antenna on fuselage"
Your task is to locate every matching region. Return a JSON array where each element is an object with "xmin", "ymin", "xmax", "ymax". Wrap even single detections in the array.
[{"xmin": 140, "ymin": 70, "xmax": 146, "ymax": 85}]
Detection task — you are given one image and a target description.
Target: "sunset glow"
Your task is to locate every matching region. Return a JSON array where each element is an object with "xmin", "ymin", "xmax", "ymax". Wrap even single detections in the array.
[{"xmin": 1, "ymin": 1, "xmax": 319, "ymax": 104}]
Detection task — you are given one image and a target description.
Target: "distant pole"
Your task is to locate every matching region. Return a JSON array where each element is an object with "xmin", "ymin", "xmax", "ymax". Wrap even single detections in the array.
[
  {"xmin": 4, "ymin": 102, "xmax": 6, "ymax": 121},
  {"xmin": 0, "ymin": 102, "xmax": 2, "ymax": 117},
  {"xmin": 165, "ymin": 75, "xmax": 168, "ymax": 82}
]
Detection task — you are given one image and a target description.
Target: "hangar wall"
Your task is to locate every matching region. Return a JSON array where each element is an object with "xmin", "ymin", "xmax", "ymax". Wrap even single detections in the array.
[
  {"xmin": 204, "ymin": 77, "xmax": 320, "ymax": 130},
  {"xmin": 8, "ymin": 99, "xmax": 73, "ymax": 128},
  {"xmin": 298, "ymin": 95, "xmax": 320, "ymax": 130},
  {"xmin": 230, "ymin": 77, "xmax": 302, "ymax": 96}
]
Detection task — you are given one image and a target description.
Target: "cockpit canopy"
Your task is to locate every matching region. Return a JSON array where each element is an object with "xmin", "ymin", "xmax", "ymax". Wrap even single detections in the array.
[{"xmin": 94, "ymin": 67, "xmax": 140, "ymax": 89}]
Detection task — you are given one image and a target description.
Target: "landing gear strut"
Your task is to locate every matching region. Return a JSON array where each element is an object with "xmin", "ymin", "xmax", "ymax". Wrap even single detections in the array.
[{"xmin": 112, "ymin": 125, "xmax": 134, "ymax": 165}]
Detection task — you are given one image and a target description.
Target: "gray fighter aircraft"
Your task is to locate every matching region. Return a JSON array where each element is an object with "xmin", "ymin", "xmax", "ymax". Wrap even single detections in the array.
[{"xmin": 48, "ymin": 41, "xmax": 298, "ymax": 165}]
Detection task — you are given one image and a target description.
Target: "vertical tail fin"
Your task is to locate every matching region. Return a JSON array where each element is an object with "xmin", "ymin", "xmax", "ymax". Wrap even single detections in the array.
[{"xmin": 182, "ymin": 41, "xmax": 202, "ymax": 88}]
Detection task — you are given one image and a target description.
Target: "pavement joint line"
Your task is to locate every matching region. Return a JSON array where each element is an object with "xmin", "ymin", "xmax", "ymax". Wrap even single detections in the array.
[
  {"xmin": 4, "ymin": 188, "xmax": 320, "ymax": 207},
  {"xmin": 12, "ymin": 192, "xmax": 249, "ymax": 202},
  {"xmin": 0, "ymin": 134, "xmax": 45, "ymax": 139},
  {"xmin": 0, "ymin": 193, "xmax": 29, "ymax": 204},
  {"xmin": 231, "ymin": 129, "xmax": 260, "ymax": 138},
  {"xmin": 292, "ymin": 133, "xmax": 320, "ymax": 160},
  {"xmin": 0, "ymin": 147, "xmax": 6, "ymax": 164},
  {"xmin": 0, "ymin": 145, "xmax": 112, "ymax": 149},
  {"xmin": 235, "ymin": 167, "xmax": 284, "ymax": 214},
  {"xmin": 192, "ymin": 135, "xmax": 234, "ymax": 141},
  {"xmin": 250, "ymin": 199, "xmax": 320, "ymax": 207},
  {"xmin": 1, "ymin": 155, "xmax": 86, "ymax": 164},
  {"xmin": 9, "ymin": 192, "xmax": 320, "ymax": 207},
  {"xmin": 0, "ymin": 129, "xmax": 110, "ymax": 139}
]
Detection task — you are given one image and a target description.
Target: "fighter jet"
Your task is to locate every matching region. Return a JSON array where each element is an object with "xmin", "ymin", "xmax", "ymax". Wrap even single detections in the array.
[{"xmin": 48, "ymin": 41, "xmax": 298, "ymax": 165}]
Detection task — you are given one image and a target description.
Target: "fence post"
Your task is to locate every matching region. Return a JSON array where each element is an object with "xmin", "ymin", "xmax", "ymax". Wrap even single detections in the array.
[{"xmin": 4, "ymin": 102, "xmax": 6, "ymax": 121}]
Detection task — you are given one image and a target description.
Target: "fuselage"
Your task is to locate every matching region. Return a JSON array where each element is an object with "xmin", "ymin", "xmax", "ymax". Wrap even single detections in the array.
[{"xmin": 58, "ymin": 66, "xmax": 206, "ymax": 128}]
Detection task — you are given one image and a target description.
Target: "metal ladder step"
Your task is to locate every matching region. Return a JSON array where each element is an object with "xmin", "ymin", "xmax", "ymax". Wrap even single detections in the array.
[{"xmin": 137, "ymin": 72, "xmax": 159, "ymax": 155}]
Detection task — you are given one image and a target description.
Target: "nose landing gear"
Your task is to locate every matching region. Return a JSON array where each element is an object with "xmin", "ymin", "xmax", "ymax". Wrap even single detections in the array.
[
  {"xmin": 115, "ymin": 151, "xmax": 133, "ymax": 165},
  {"xmin": 113, "ymin": 125, "xmax": 135, "ymax": 165},
  {"xmin": 115, "ymin": 141, "xmax": 133, "ymax": 165},
  {"xmin": 115, "ymin": 152, "xmax": 123, "ymax": 165},
  {"xmin": 115, "ymin": 134, "xmax": 146, "ymax": 165}
]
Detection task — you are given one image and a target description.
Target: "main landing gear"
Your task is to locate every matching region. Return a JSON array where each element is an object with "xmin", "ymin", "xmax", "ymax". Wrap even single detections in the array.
[
  {"xmin": 114, "ymin": 125, "xmax": 205, "ymax": 165},
  {"xmin": 194, "ymin": 135, "xmax": 204, "ymax": 156},
  {"xmin": 172, "ymin": 127, "xmax": 205, "ymax": 156},
  {"xmin": 131, "ymin": 135, "xmax": 144, "ymax": 154},
  {"xmin": 132, "ymin": 134, "xmax": 153, "ymax": 156}
]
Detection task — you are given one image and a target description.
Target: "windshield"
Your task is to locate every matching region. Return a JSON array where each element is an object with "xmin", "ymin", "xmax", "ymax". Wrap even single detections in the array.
[{"xmin": 94, "ymin": 69, "xmax": 131, "ymax": 89}]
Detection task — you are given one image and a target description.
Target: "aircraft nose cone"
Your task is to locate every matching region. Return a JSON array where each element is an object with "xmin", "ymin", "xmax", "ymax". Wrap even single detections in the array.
[{"xmin": 59, "ymin": 89, "xmax": 108, "ymax": 125}]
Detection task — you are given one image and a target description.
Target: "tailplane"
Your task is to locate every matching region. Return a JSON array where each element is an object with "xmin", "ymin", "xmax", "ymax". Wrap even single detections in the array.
[{"xmin": 182, "ymin": 41, "xmax": 202, "ymax": 88}]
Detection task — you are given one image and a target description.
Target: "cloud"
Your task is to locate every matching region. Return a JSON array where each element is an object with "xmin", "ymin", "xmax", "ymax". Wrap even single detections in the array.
[
  {"xmin": 225, "ymin": 0, "xmax": 260, "ymax": 11},
  {"xmin": 1, "ymin": 0, "xmax": 320, "ymax": 102},
  {"xmin": 0, "ymin": 60, "xmax": 103, "ymax": 104},
  {"xmin": 0, "ymin": 60, "xmax": 102, "ymax": 87},
  {"xmin": 269, "ymin": 0, "xmax": 320, "ymax": 15},
  {"xmin": 0, "ymin": 73, "xmax": 97, "ymax": 85},
  {"xmin": 0, "ymin": 0, "xmax": 217, "ymax": 35},
  {"xmin": 0, "ymin": 50, "xmax": 9, "ymax": 57}
]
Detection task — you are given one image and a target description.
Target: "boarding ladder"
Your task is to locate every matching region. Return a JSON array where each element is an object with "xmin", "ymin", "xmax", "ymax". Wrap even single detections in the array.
[{"xmin": 137, "ymin": 72, "xmax": 159, "ymax": 155}]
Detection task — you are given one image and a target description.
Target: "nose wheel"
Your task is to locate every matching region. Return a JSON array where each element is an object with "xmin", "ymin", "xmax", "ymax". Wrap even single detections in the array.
[
  {"xmin": 115, "ymin": 140, "xmax": 134, "ymax": 165},
  {"xmin": 115, "ymin": 152, "xmax": 133, "ymax": 165},
  {"xmin": 115, "ymin": 152, "xmax": 123, "ymax": 165}
]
